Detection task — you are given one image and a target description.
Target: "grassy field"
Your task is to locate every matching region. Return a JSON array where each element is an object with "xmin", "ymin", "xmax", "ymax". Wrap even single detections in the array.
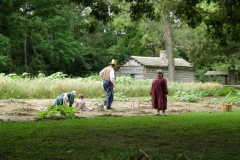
[
  {"xmin": 1, "ymin": 111, "xmax": 240, "ymax": 160},
  {"xmin": 0, "ymin": 74, "xmax": 240, "ymax": 159}
]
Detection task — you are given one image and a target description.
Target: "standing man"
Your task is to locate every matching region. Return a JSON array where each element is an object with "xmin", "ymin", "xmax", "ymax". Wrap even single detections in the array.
[
  {"xmin": 99, "ymin": 59, "xmax": 117, "ymax": 110},
  {"xmin": 150, "ymin": 70, "xmax": 168, "ymax": 116},
  {"xmin": 53, "ymin": 91, "xmax": 77, "ymax": 107}
]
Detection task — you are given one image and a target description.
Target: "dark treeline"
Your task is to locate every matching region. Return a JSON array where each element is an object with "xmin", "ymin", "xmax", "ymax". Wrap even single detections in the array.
[
  {"xmin": 0, "ymin": 0, "xmax": 142, "ymax": 77},
  {"xmin": 1, "ymin": 0, "xmax": 240, "ymax": 81}
]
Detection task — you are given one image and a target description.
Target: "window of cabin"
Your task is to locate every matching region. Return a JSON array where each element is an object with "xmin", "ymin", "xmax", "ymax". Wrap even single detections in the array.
[{"xmin": 130, "ymin": 74, "xmax": 135, "ymax": 78}]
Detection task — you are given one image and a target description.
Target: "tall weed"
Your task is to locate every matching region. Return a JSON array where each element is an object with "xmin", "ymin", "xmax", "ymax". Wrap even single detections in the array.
[{"xmin": 0, "ymin": 74, "xmax": 227, "ymax": 100}]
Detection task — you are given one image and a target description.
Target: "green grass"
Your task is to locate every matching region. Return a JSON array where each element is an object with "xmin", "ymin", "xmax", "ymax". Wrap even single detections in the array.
[{"xmin": 1, "ymin": 110, "xmax": 240, "ymax": 160}]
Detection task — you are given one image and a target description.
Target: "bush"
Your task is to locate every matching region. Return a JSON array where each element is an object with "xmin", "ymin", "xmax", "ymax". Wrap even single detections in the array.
[{"xmin": 214, "ymin": 86, "xmax": 237, "ymax": 96}]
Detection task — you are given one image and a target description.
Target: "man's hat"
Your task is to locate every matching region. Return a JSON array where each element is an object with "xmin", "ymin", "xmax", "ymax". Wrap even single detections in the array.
[{"xmin": 109, "ymin": 59, "xmax": 117, "ymax": 66}]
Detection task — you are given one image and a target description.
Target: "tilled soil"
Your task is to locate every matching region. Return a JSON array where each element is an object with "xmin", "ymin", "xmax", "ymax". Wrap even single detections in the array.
[{"xmin": 0, "ymin": 97, "xmax": 237, "ymax": 122}]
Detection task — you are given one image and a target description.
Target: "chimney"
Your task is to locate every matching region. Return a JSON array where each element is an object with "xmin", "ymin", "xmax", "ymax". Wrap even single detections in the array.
[{"xmin": 160, "ymin": 50, "xmax": 168, "ymax": 59}]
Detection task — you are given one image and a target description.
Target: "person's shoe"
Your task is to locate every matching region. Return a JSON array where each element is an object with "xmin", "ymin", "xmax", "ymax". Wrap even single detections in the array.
[
  {"xmin": 103, "ymin": 101, "xmax": 106, "ymax": 106},
  {"xmin": 155, "ymin": 113, "xmax": 159, "ymax": 116},
  {"xmin": 107, "ymin": 107, "xmax": 114, "ymax": 110}
]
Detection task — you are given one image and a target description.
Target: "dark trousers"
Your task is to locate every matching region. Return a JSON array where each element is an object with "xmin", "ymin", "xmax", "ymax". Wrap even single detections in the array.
[{"xmin": 103, "ymin": 80, "xmax": 114, "ymax": 108}]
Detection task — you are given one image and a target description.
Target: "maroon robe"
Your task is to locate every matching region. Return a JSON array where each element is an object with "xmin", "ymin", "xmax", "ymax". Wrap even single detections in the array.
[{"xmin": 150, "ymin": 77, "xmax": 168, "ymax": 110}]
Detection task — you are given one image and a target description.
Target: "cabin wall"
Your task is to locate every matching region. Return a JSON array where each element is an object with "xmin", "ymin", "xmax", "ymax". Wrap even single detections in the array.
[
  {"xmin": 145, "ymin": 67, "xmax": 168, "ymax": 80},
  {"xmin": 175, "ymin": 67, "xmax": 196, "ymax": 82},
  {"xmin": 115, "ymin": 66, "xmax": 146, "ymax": 79},
  {"xmin": 144, "ymin": 67, "xmax": 195, "ymax": 82},
  {"xmin": 116, "ymin": 65, "xmax": 195, "ymax": 82}
]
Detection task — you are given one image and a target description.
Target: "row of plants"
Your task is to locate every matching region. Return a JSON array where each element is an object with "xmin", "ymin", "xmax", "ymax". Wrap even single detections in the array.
[
  {"xmin": 1, "ymin": 72, "xmax": 239, "ymax": 104},
  {"xmin": 171, "ymin": 86, "xmax": 239, "ymax": 104}
]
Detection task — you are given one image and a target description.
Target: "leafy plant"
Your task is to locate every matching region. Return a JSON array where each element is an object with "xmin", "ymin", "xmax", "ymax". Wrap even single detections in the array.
[
  {"xmin": 21, "ymin": 72, "xmax": 30, "ymax": 78},
  {"xmin": 37, "ymin": 105, "xmax": 78, "ymax": 119},
  {"xmin": 172, "ymin": 91, "xmax": 203, "ymax": 102},
  {"xmin": 48, "ymin": 72, "xmax": 68, "ymax": 79},
  {"xmin": 8, "ymin": 73, "xmax": 20, "ymax": 79},
  {"xmin": 214, "ymin": 86, "xmax": 237, "ymax": 96},
  {"xmin": 37, "ymin": 71, "xmax": 46, "ymax": 78},
  {"xmin": 114, "ymin": 92, "xmax": 128, "ymax": 101},
  {"xmin": 141, "ymin": 96, "xmax": 151, "ymax": 102},
  {"xmin": 205, "ymin": 98, "xmax": 219, "ymax": 104},
  {"xmin": 224, "ymin": 95, "xmax": 240, "ymax": 105},
  {"xmin": 0, "ymin": 73, "xmax": 5, "ymax": 76}
]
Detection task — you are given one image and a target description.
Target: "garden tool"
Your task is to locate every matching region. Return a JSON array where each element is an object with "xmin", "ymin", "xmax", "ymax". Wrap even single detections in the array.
[{"xmin": 209, "ymin": 91, "xmax": 232, "ymax": 113}]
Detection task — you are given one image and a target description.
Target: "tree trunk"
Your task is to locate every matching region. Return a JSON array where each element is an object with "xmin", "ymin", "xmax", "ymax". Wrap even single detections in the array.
[
  {"xmin": 162, "ymin": 14, "xmax": 175, "ymax": 82},
  {"xmin": 24, "ymin": 36, "xmax": 28, "ymax": 72},
  {"xmin": 228, "ymin": 70, "xmax": 236, "ymax": 85}
]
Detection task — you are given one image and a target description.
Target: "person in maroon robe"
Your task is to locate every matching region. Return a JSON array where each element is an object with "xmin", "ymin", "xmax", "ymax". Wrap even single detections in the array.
[{"xmin": 150, "ymin": 70, "xmax": 168, "ymax": 116}]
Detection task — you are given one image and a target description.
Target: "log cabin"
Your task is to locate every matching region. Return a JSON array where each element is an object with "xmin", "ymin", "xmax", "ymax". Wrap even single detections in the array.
[{"xmin": 115, "ymin": 50, "xmax": 195, "ymax": 82}]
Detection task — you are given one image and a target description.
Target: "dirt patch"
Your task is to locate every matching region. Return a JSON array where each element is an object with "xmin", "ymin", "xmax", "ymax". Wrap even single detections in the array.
[{"xmin": 0, "ymin": 97, "xmax": 238, "ymax": 122}]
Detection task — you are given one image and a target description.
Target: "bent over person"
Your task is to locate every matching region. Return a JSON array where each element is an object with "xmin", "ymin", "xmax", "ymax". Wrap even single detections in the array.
[
  {"xmin": 53, "ymin": 91, "xmax": 77, "ymax": 107},
  {"xmin": 150, "ymin": 70, "xmax": 168, "ymax": 116},
  {"xmin": 99, "ymin": 59, "xmax": 117, "ymax": 110}
]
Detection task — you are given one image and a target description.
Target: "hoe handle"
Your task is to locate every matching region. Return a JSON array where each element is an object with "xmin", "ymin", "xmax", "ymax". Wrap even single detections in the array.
[{"xmin": 213, "ymin": 91, "xmax": 232, "ymax": 112}]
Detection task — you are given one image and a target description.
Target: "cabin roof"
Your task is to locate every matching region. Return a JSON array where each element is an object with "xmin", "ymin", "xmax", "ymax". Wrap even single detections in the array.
[
  {"xmin": 128, "ymin": 56, "xmax": 192, "ymax": 67},
  {"xmin": 204, "ymin": 71, "xmax": 228, "ymax": 76}
]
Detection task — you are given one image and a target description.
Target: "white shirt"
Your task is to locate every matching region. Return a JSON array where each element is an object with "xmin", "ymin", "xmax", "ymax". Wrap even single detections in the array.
[{"xmin": 99, "ymin": 68, "xmax": 116, "ymax": 85}]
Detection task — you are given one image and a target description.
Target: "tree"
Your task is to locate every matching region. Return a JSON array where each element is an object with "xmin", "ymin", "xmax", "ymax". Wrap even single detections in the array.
[
  {"xmin": 69, "ymin": 0, "xmax": 155, "ymax": 22},
  {"xmin": 174, "ymin": 1, "xmax": 240, "ymax": 84},
  {"xmin": 175, "ymin": 0, "xmax": 240, "ymax": 45},
  {"xmin": 0, "ymin": 34, "xmax": 11, "ymax": 72},
  {"xmin": 175, "ymin": 21, "xmax": 240, "ymax": 84}
]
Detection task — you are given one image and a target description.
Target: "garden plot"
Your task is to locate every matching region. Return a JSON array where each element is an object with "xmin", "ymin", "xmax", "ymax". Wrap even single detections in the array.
[{"xmin": 0, "ymin": 97, "xmax": 238, "ymax": 122}]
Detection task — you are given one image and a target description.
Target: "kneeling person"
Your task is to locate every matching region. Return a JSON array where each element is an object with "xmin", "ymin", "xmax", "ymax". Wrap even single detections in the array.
[{"xmin": 54, "ymin": 91, "xmax": 77, "ymax": 107}]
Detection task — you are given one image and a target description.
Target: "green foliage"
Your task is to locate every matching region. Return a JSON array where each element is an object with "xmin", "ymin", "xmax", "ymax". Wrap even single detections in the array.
[
  {"xmin": 0, "ymin": 74, "xmax": 225, "ymax": 102},
  {"xmin": 0, "ymin": 34, "xmax": 11, "ymax": 71},
  {"xmin": 172, "ymin": 91, "xmax": 203, "ymax": 102},
  {"xmin": 214, "ymin": 86, "xmax": 238, "ymax": 96},
  {"xmin": 175, "ymin": 0, "xmax": 240, "ymax": 45},
  {"xmin": 48, "ymin": 72, "xmax": 68, "ymax": 79},
  {"xmin": 195, "ymin": 67, "xmax": 211, "ymax": 82},
  {"xmin": 201, "ymin": 90, "xmax": 215, "ymax": 96},
  {"xmin": 205, "ymin": 98, "xmax": 219, "ymax": 104},
  {"xmin": 225, "ymin": 96, "xmax": 240, "ymax": 105},
  {"xmin": 3, "ymin": 73, "xmax": 237, "ymax": 105},
  {"xmin": 224, "ymin": 90, "xmax": 240, "ymax": 105},
  {"xmin": 141, "ymin": 96, "xmax": 151, "ymax": 102},
  {"xmin": 116, "ymin": 76, "xmax": 134, "ymax": 84},
  {"xmin": 206, "ymin": 92, "xmax": 240, "ymax": 105},
  {"xmin": 117, "ymin": 76, "xmax": 152, "ymax": 85},
  {"xmin": 21, "ymin": 72, "xmax": 30, "ymax": 78},
  {"xmin": 37, "ymin": 71, "xmax": 46, "ymax": 78},
  {"xmin": 173, "ymin": 86, "xmax": 239, "ymax": 103},
  {"xmin": 114, "ymin": 92, "xmax": 128, "ymax": 101},
  {"xmin": 0, "ymin": 0, "xmax": 239, "ymax": 83},
  {"xmin": 7, "ymin": 73, "xmax": 20, "ymax": 79},
  {"xmin": 0, "ymin": 73, "xmax": 5, "ymax": 77},
  {"xmin": 37, "ymin": 105, "xmax": 78, "ymax": 120}
]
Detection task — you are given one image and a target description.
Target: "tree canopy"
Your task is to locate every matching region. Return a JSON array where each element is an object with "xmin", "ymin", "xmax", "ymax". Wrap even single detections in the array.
[
  {"xmin": 175, "ymin": 0, "xmax": 240, "ymax": 45},
  {"xmin": 0, "ymin": 0, "xmax": 239, "ymax": 83}
]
